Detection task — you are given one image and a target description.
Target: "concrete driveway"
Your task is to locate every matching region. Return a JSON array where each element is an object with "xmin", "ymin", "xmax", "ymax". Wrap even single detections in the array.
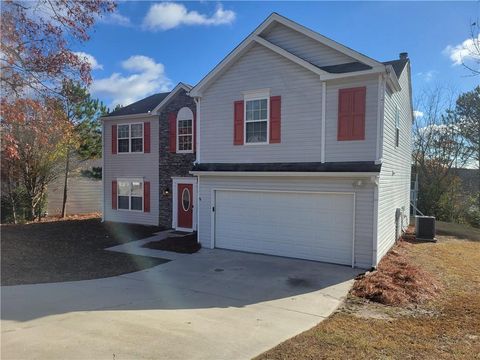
[{"xmin": 1, "ymin": 249, "xmax": 359, "ymax": 359}]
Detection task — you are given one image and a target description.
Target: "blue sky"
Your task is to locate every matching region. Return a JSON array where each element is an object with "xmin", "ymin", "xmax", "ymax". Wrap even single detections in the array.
[{"xmin": 76, "ymin": 1, "xmax": 479, "ymax": 109}]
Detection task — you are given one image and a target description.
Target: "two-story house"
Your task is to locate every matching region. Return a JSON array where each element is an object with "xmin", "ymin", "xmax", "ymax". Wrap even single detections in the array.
[
  {"xmin": 102, "ymin": 13, "xmax": 412, "ymax": 269},
  {"xmin": 189, "ymin": 13, "xmax": 413, "ymax": 269},
  {"xmin": 102, "ymin": 82, "xmax": 198, "ymax": 231}
]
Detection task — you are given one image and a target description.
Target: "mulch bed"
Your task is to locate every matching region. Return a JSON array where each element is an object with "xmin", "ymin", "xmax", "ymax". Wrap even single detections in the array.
[
  {"xmin": 351, "ymin": 234, "xmax": 441, "ymax": 306},
  {"xmin": 143, "ymin": 233, "xmax": 201, "ymax": 254},
  {"xmin": 1, "ymin": 217, "xmax": 169, "ymax": 286}
]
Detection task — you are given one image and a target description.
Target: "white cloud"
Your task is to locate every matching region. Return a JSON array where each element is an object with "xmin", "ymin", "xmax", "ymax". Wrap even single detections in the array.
[
  {"xmin": 90, "ymin": 55, "xmax": 172, "ymax": 107},
  {"xmin": 74, "ymin": 52, "xmax": 103, "ymax": 70},
  {"xmin": 143, "ymin": 2, "xmax": 235, "ymax": 31},
  {"xmin": 97, "ymin": 12, "xmax": 132, "ymax": 27},
  {"xmin": 443, "ymin": 34, "xmax": 480, "ymax": 66},
  {"xmin": 416, "ymin": 70, "xmax": 437, "ymax": 82},
  {"xmin": 413, "ymin": 110, "xmax": 424, "ymax": 118}
]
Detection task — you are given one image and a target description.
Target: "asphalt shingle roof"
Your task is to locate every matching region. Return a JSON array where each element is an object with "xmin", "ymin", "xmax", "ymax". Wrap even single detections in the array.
[
  {"xmin": 105, "ymin": 92, "xmax": 170, "ymax": 117},
  {"xmin": 382, "ymin": 58, "xmax": 408, "ymax": 77}
]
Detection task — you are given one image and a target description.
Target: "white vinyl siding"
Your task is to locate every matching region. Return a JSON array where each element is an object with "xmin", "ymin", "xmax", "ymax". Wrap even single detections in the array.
[
  {"xmin": 261, "ymin": 23, "xmax": 355, "ymax": 67},
  {"xmin": 201, "ymin": 44, "xmax": 323, "ymax": 163},
  {"xmin": 376, "ymin": 66, "xmax": 412, "ymax": 263},
  {"xmin": 324, "ymin": 75, "xmax": 379, "ymax": 162},
  {"xmin": 103, "ymin": 115, "xmax": 159, "ymax": 225},
  {"xmin": 197, "ymin": 176, "xmax": 375, "ymax": 269}
]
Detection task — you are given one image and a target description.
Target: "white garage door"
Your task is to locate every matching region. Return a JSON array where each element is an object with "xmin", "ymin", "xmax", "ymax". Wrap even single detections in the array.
[{"xmin": 214, "ymin": 190, "xmax": 354, "ymax": 266}]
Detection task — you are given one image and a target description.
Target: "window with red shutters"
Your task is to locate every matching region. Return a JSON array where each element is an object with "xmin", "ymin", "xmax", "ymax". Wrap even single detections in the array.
[
  {"xmin": 337, "ymin": 87, "xmax": 366, "ymax": 141},
  {"xmin": 233, "ymin": 100, "xmax": 244, "ymax": 145},
  {"xmin": 111, "ymin": 125, "xmax": 117, "ymax": 154},
  {"xmin": 144, "ymin": 181, "xmax": 150, "ymax": 212},
  {"xmin": 269, "ymin": 96, "xmax": 281, "ymax": 143},
  {"xmin": 168, "ymin": 112, "xmax": 177, "ymax": 153},
  {"xmin": 112, "ymin": 180, "xmax": 117, "ymax": 209},
  {"xmin": 144, "ymin": 122, "xmax": 151, "ymax": 153}
]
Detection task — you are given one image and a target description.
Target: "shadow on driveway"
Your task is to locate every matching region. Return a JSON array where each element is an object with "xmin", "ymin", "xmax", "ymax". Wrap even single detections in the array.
[{"xmin": 1, "ymin": 249, "xmax": 360, "ymax": 322}]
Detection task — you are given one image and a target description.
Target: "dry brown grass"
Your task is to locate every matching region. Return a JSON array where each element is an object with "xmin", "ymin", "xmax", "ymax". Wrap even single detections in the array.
[{"xmin": 256, "ymin": 233, "xmax": 480, "ymax": 360}]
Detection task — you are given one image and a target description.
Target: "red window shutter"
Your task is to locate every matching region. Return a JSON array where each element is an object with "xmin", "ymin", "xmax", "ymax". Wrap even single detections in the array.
[
  {"xmin": 168, "ymin": 112, "xmax": 176, "ymax": 153},
  {"xmin": 338, "ymin": 87, "xmax": 366, "ymax": 141},
  {"xmin": 111, "ymin": 124, "xmax": 117, "ymax": 154},
  {"xmin": 269, "ymin": 96, "xmax": 281, "ymax": 143},
  {"xmin": 144, "ymin": 181, "xmax": 150, "ymax": 212},
  {"xmin": 112, "ymin": 180, "xmax": 117, "ymax": 209},
  {"xmin": 193, "ymin": 111, "xmax": 196, "ymax": 153},
  {"xmin": 144, "ymin": 122, "xmax": 151, "ymax": 153},
  {"xmin": 233, "ymin": 100, "xmax": 244, "ymax": 145}
]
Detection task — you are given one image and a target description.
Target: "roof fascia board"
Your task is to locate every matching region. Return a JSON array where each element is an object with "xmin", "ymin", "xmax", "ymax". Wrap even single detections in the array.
[
  {"xmin": 319, "ymin": 66, "xmax": 386, "ymax": 81},
  {"xmin": 189, "ymin": 14, "xmax": 278, "ymax": 97},
  {"xmin": 253, "ymin": 35, "xmax": 329, "ymax": 76},
  {"xmin": 151, "ymin": 82, "xmax": 192, "ymax": 114},
  {"xmin": 190, "ymin": 171, "xmax": 379, "ymax": 178},
  {"xmin": 101, "ymin": 113, "xmax": 158, "ymax": 121},
  {"xmin": 270, "ymin": 13, "xmax": 382, "ymax": 68},
  {"xmin": 385, "ymin": 65, "xmax": 401, "ymax": 92}
]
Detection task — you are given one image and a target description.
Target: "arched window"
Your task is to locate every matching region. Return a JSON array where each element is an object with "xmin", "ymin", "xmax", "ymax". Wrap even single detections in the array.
[{"xmin": 177, "ymin": 107, "xmax": 193, "ymax": 153}]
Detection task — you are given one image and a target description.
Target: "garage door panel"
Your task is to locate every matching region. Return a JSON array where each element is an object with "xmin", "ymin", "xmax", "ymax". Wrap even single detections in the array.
[{"xmin": 215, "ymin": 190, "xmax": 354, "ymax": 265}]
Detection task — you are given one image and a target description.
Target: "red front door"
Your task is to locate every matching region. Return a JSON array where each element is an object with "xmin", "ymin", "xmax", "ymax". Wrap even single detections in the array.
[{"xmin": 177, "ymin": 183, "xmax": 193, "ymax": 229}]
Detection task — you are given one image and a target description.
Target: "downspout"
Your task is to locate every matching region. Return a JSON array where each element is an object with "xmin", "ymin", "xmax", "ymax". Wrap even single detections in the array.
[
  {"xmin": 321, "ymin": 81, "xmax": 326, "ymax": 163},
  {"xmin": 375, "ymin": 73, "xmax": 386, "ymax": 164},
  {"xmin": 101, "ymin": 119, "xmax": 105, "ymax": 222},
  {"xmin": 372, "ymin": 175, "xmax": 379, "ymax": 268},
  {"xmin": 193, "ymin": 97, "xmax": 201, "ymax": 239}
]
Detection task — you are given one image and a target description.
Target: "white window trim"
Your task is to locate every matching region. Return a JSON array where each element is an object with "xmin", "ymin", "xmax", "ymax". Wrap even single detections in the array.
[
  {"xmin": 117, "ymin": 122, "xmax": 144, "ymax": 154},
  {"xmin": 117, "ymin": 178, "xmax": 144, "ymax": 212},
  {"xmin": 176, "ymin": 112, "xmax": 194, "ymax": 154},
  {"xmin": 243, "ymin": 89, "xmax": 270, "ymax": 145}
]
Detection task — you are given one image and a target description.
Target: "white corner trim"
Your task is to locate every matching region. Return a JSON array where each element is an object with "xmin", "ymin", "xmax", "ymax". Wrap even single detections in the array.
[
  {"xmin": 372, "ymin": 175, "xmax": 380, "ymax": 267},
  {"xmin": 253, "ymin": 36, "xmax": 329, "ymax": 76},
  {"xmin": 171, "ymin": 177, "xmax": 198, "ymax": 231},
  {"xmin": 375, "ymin": 73, "xmax": 383, "ymax": 162},
  {"xmin": 321, "ymin": 81, "xmax": 326, "ymax": 163},
  {"xmin": 194, "ymin": 97, "xmax": 201, "ymax": 163}
]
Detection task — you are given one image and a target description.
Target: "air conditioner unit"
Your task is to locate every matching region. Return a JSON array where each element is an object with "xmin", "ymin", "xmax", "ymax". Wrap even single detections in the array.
[{"xmin": 415, "ymin": 216, "xmax": 436, "ymax": 242}]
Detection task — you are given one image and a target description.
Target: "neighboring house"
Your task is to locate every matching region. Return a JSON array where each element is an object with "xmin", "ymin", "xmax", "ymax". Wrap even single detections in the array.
[
  {"xmin": 189, "ymin": 13, "xmax": 413, "ymax": 269},
  {"xmin": 102, "ymin": 83, "xmax": 197, "ymax": 230},
  {"xmin": 47, "ymin": 159, "xmax": 102, "ymax": 216},
  {"xmin": 102, "ymin": 13, "xmax": 413, "ymax": 269}
]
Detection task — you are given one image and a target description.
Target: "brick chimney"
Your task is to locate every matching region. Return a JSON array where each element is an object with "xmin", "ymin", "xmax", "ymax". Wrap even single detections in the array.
[{"xmin": 399, "ymin": 52, "xmax": 409, "ymax": 60}]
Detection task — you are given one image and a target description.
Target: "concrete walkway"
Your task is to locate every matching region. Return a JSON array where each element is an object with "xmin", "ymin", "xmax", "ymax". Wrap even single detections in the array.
[{"xmin": 1, "ymin": 243, "xmax": 360, "ymax": 360}]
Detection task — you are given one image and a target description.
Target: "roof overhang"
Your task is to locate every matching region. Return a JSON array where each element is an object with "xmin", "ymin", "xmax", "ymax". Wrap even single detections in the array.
[
  {"xmin": 190, "ymin": 171, "xmax": 379, "ymax": 179},
  {"xmin": 100, "ymin": 113, "xmax": 158, "ymax": 122},
  {"xmin": 151, "ymin": 82, "xmax": 192, "ymax": 113},
  {"xmin": 190, "ymin": 13, "xmax": 384, "ymax": 97}
]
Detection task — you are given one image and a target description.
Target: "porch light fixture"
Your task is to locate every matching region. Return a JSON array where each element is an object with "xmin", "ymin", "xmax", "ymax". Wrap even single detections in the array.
[{"xmin": 163, "ymin": 187, "xmax": 170, "ymax": 196}]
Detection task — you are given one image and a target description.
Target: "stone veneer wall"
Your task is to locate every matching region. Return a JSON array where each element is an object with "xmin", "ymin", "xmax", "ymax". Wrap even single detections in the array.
[{"xmin": 158, "ymin": 89, "xmax": 196, "ymax": 228}]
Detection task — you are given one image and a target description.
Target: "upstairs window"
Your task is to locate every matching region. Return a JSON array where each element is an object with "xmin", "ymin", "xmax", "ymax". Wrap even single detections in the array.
[
  {"xmin": 395, "ymin": 106, "xmax": 400, "ymax": 147},
  {"xmin": 118, "ymin": 123, "xmax": 143, "ymax": 153},
  {"xmin": 243, "ymin": 90, "xmax": 270, "ymax": 144},
  {"xmin": 177, "ymin": 107, "xmax": 194, "ymax": 153}
]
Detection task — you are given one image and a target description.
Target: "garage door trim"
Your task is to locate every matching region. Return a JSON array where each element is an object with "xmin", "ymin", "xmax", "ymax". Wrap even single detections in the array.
[{"xmin": 210, "ymin": 188, "xmax": 356, "ymax": 267}]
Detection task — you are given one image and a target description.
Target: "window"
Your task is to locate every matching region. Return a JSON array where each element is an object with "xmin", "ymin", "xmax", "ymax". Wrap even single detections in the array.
[
  {"xmin": 395, "ymin": 106, "xmax": 400, "ymax": 147},
  {"xmin": 117, "ymin": 180, "xmax": 143, "ymax": 211},
  {"xmin": 118, "ymin": 123, "xmax": 143, "ymax": 153},
  {"xmin": 182, "ymin": 188, "xmax": 191, "ymax": 211},
  {"xmin": 176, "ymin": 107, "xmax": 194, "ymax": 153},
  {"xmin": 245, "ymin": 98, "xmax": 268, "ymax": 143}
]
